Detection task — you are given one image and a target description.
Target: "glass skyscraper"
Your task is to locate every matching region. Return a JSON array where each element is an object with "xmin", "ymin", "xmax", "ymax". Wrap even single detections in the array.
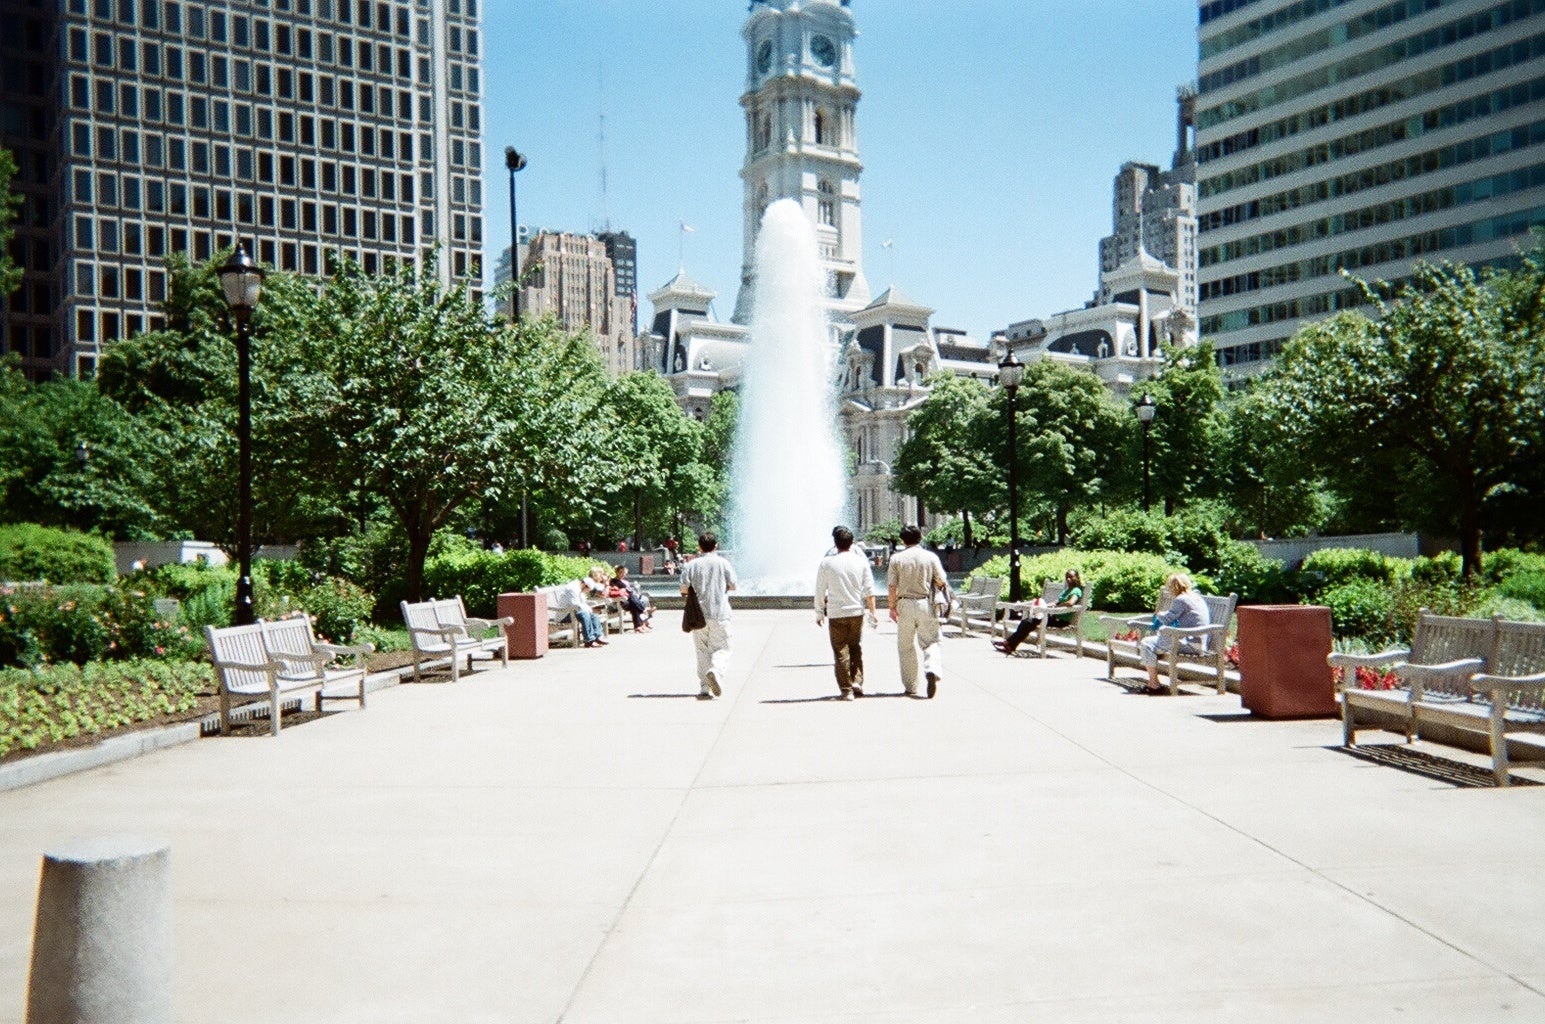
[
  {"xmin": 1194, "ymin": 0, "xmax": 1545, "ymax": 374},
  {"xmin": 0, "ymin": 0, "xmax": 485, "ymax": 378}
]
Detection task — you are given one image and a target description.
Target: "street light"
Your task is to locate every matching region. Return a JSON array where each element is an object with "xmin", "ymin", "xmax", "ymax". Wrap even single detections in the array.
[
  {"xmin": 1136, "ymin": 392, "xmax": 1157, "ymax": 513},
  {"xmin": 504, "ymin": 146, "xmax": 527, "ymax": 321},
  {"xmin": 75, "ymin": 441, "xmax": 89, "ymax": 466},
  {"xmin": 217, "ymin": 243, "xmax": 265, "ymax": 626},
  {"xmin": 505, "ymin": 146, "xmax": 530, "ymax": 548},
  {"xmin": 998, "ymin": 350, "xmax": 1025, "ymax": 602}
]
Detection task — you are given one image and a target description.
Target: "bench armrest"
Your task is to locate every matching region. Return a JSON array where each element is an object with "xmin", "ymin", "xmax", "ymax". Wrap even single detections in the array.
[
  {"xmin": 463, "ymin": 616, "xmax": 514, "ymax": 632},
  {"xmin": 406, "ymin": 624, "xmax": 461, "ymax": 640},
  {"xmin": 1396, "ymin": 658, "xmax": 1485, "ymax": 683},
  {"xmin": 315, "ymin": 641, "xmax": 374, "ymax": 658},
  {"xmin": 1158, "ymin": 623, "xmax": 1226, "ymax": 642},
  {"xmin": 1469, "ymin": 672, "xmax": 1545, "ymax": 696},
  {"xmin": 1327, "ymin": 648, "xmax": 1410, "ymax": 671},
  {"xmin": 211, "ymin": 657, "xmax": 284, "ymax": 675},
  {"xmin": 1099, "ymin": 615, "xmax": 1153, "ymax": 633}
]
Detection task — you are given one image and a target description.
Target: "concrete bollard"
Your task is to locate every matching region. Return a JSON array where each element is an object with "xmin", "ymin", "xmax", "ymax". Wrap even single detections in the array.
[{"xmin": 26, "ymin": 836, "xmax": 172, "ymax": 1024}]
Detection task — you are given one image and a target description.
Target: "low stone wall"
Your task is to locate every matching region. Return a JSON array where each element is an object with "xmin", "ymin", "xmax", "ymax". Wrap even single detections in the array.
[{"xmin": 1248, "ymin": 532, "xmax": 1420, "ymax": 568}]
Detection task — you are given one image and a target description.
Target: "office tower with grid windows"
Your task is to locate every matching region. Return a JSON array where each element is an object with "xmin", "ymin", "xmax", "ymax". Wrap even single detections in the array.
[
  {"xmin": 1194, "ymin": 0, "xmax": 1545, "ymax": 376},
  {"xmin": 0, "ymin": 0, "xmax": 484, "ymax": 379}
]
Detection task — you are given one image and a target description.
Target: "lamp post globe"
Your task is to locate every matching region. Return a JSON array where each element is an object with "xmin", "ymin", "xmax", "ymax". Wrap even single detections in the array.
[
  {"xmin": 217, "ymin": 244, "xmax": 265, "ymax": 626},
  {"xmin": 998, "ymin": 351, "xmax": 1025, "ymax": 602},
  {"xmin": 1135, "ymin": 391, "xmax": 1157, "ymax": 513}
]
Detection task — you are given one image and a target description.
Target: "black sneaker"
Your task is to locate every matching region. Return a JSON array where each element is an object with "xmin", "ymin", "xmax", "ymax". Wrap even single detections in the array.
[{"xmin": 926, "ymin": 672, "xmax": 939, "ymax": 699}]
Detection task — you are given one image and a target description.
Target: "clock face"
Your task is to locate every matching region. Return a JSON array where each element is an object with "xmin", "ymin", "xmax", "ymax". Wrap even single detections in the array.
[
  {"xmin": 756, "ymin": 40, "xmax": 773, "ymax": 74},
  {"xmin": 811, "ymin": 35, "xmax": 836, "ymax": 68}
]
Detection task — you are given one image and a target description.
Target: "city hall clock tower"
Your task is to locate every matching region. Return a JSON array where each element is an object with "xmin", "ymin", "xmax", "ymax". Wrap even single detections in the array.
[{"xmin": 733, "ymin": 0, "xmax": 871, "ymax": 324}]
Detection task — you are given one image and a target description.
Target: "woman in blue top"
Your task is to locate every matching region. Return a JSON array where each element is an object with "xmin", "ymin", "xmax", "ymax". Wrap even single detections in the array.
[
  {"xmin": 1139, "ymin": 572, "xmax": 1210, "ymax": 694},
  {"xmin": 994, "ymin": 570, "xmax": 1083, "ymax": 656}
]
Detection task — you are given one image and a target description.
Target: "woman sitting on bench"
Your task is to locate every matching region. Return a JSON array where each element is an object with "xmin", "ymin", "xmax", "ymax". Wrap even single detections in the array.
[
  {"xmin": 1138, "ymin": 572, "xmax": 1209, "ymax": 694},
  {"xmin": 994, "ymin": 570, "xmax": 1083, "ymax": 656}
]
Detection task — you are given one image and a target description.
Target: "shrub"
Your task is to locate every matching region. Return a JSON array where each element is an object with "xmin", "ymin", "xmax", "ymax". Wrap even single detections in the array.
[
  {"xmin": 1320, "ymin": 579, "xmax": 1396, "ymax": 644},
  {"xmin": 1162, "ymin": 502, "xmax": 1235, "ymax": 577},
  {"xmin": 0, "ymin": 524, "xmax": 116, "ymax": 585},
  {"xmin": 1409, "ymin": 552, "xmax": 1461, "ymax": 588},
  {"xmin": 1467, "ymin": 594, "xmax": 1545, "ymax": 623},
  {"xmin": 0, "ymin": 584, "xmax": 199, "ymax": 668},
  {"xmin": 1298, "ymin": 548, "xmax": 1397, "ymax": 597},
  {"xmin": 1494, "ymin": 571, "xmax": 1545, "ymax": 612},
  {"xmin": 0, "ymin": 658, "xmax": 208, "ymax": 759},
  {"xmin": 274, "ymin": 578, "xmax": 374, "ymax": 645},
  {"xmin": 1211, "ymin": 541, "xmax": 1292, "ymax": 604},
  {"xmin": 975, "ymin": 549, "xmax": 1194, "ymax": 612},
  {"xmin": 1068, "ymin": 509, "xmax": 1170, "ymax": 559},
  {"xmin": 422, "ymin": 549, "xmax": 596, "ymax": 619},
  {"xmin": 1480, "ymin": 548, "xmax": 1545, "ymax": 586}
]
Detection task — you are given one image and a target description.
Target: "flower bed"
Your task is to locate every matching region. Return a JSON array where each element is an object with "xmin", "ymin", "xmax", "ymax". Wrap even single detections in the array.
[{"xmin": 0, "ymin": 659, "xmax": 209, "ymax": 760}]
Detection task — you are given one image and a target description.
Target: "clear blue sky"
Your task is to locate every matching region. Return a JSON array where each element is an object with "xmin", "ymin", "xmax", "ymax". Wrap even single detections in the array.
[{"xmin": 481, "ymin": 1, "xmax": 1201, "ymax": 340}]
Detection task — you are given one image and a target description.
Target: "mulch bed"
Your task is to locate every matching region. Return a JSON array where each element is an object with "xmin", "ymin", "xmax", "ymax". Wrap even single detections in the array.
[{"xmin": 1, "ymin": 651, "xmax": 412, "ymax": 767}]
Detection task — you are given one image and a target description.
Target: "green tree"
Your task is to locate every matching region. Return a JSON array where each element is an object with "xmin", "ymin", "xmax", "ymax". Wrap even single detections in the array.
[
  {"xmin": 1143, "ymin": 341, "xmax": 1225, "ymax": 514},
  {"xmin": 95, "ymin": 253, "xmax": 338, "ymax": 549},
  {"xmin": 596, "ymin": 371, "xmax": 711, "ymax": 548},
  {"xmin": 0, "ymin": 364, "xmax": 163, "ymax": 538},
  {"xmin": 300, "ymin": 259, "xmax": 608, "ymax": 600},
  {"xmin": 1265, "ymin": 257, "xmax": 1545, "ymax": 576},
  {"xmin": 1010, "ymin": 360, "xmax": 1129, "ymax": 543},
  {"xmin": 0, "ymin": 148, "xmax": 21, "ymax": 297},
  {"xmin": 1213, "ymin": 385, "xmax": 1333, "ymax": 539},
  {"xmin": 693, "ymin": 388, "xmax": 740, "ymax": 532},
  {"xmin": 893, "ymin": 372, "xmax": 997, "ymax": 546}
]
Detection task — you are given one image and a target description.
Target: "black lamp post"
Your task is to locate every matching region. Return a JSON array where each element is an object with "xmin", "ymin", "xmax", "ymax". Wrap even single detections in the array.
[
  {"xmin": 1136, "ymin": 391, "xmax": 1156, "ymax": 513},
  {"xmin": 998, "ymin": 350, "xmax": 1025, "ymax": 602},
  {"xmin": 75, "ymin": 441, "xmax": 89, "ymax": 466},
  {"xmin": 504, "ymin": 146, "xmax": 527, "ymax": 320},
  {"xmin": 218, "ymin": 244, "xmax": 265, "ymax": 626},
  {"xmin": 505, "ymin": 146, "xmax": 530, "ymax": 548}
]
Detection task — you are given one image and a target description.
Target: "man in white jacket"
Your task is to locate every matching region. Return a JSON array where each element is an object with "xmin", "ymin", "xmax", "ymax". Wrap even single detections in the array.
[{"xmin": 814, "ymin": 526, "xmax": 878, "ymax": 700}]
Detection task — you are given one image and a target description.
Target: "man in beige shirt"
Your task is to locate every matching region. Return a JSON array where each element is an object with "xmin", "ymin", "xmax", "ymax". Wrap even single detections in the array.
[{"xmin": 886, "ymin": 523, "xmax": 948, "ymax": 698}]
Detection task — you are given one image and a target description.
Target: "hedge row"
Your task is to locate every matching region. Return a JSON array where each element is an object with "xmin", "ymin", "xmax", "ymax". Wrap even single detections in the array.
[
  {"xmin": 422, "ymin": 549, "xmax": 599, "ymax": 619},
  {"xmin": 0, "ymin": 524, "xmax": 116, "ymax": 585},
  {"xmin": 0, "ymin": 659, "xmax": 208, "ymax": 760}
]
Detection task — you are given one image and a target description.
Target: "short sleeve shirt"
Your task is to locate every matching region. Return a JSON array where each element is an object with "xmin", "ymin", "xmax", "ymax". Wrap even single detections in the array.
[
  {"xmin": 682, "ymin": 552, "xmax": 737, "ymax": 621},
  {"xmin": 887, "ymin": 545, "xmax": 946, "ymax": 600}
]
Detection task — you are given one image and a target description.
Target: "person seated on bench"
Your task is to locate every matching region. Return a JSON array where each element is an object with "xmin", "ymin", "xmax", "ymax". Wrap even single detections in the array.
[
  {"xmin": 1138, "ymin": 572, "xmax": 1209, "ymax": 695},
  {"xmin": 995, "ymin": 570, "xmax": 1083, "ymax": 655},
  {"xmin": 553, "ymin": 576, "xmax": 608, "ymax": 648},
  {"xmin": 611, "ymin": 564, "xmax": 652, "ymax": 633}
]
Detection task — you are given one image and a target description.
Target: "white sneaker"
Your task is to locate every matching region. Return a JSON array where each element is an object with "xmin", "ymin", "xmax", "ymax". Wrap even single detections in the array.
[{"xmin": 705, "ymin": 670, "xmax": 722, "ymax": 697}]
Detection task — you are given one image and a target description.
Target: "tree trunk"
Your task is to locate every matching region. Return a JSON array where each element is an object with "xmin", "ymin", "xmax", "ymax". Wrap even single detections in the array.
[
  {"xmin": 404, "ymin": 529, "xmax": 432, "ymax": 602},
  {"xmin": 1459, "ymin": 495, "xmax": 1483, "ymax": 580},
  {"xmin": 633, "ymin": 490, "xmax": 643, "ymax": 552},
  {"xmin": 962, "ymin": 510, "xmax": 974, "ymax": 548}
]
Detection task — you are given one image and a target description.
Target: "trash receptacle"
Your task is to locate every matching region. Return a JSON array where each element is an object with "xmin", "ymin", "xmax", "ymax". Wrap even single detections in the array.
[
  {"xmin": 1237, "ymin": 604, "xmax": 1336, "ymax": 719},
  {"xmin": 498, "ymin": 591, "xmax": 548, "ymax": 659}
]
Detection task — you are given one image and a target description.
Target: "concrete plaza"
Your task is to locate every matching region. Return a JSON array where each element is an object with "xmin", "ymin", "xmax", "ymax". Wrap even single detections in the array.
[{"xmin": 2, "ymin": 609, "xmax": 1542, "ymax": 1023}]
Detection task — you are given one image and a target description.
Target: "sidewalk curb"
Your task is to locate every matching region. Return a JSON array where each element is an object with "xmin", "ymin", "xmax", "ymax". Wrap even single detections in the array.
[{"xmin": 0, "ymin": 665, "xmax": 417, "ymax": 794}]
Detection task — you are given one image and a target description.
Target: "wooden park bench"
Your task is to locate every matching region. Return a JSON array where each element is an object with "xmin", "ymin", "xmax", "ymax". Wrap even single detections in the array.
[
  {"xmin": 1332, "ymin": 611, "xmax": 1545, "ymax": 785},
  {"xmin": 205, "ymin": 618, "xmax": 372, "ymax": 737},
  {"xmin": 948, "ymin": 575, "xmax": 1003, "ymax": 637},
  {"xmin": 1331, "ymin": 610, "xmax": 1499, "ymax": 748},
  {"xmin": 401, "ymin": 597, "xmax": 512, "ymax": 682},
  {"xmin": 1101, "ymin": 592, "xmax": 1238, "ymax": 695}
]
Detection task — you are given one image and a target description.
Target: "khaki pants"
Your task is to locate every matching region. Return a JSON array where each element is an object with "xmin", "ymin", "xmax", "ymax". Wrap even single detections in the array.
[
  {"xmin": 693, "ymin": 618, "xmax": 732, "ymax": 693},
  {"xmin": 895, "ymin": 598, "xmax": 942, "ymax": 694},
  {"xmin": 827, "ymin": 615, "xmax": 865, "ymax": 693}
]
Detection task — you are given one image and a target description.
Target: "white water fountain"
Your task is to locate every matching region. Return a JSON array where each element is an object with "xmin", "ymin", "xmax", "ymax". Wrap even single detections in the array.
[{"xmin": 727, "ymin": 199, "xmax": 849, "ymax": 593}]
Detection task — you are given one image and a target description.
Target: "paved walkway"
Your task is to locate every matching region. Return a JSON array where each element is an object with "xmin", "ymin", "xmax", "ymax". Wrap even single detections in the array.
[{"xmin": 2, "ymin": 610, "xmax": 1543, "ymax": 1023}]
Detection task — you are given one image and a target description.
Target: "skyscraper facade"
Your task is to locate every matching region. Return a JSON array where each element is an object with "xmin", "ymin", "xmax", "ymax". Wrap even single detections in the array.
[
  {"xmin": 0, "ymin": 0, "xmax": 485, "ymax": 379},
  {"xmin": 1194, "ymin": 0, "xmax": 1545, "ymax": 375},
  {"xmin": 509, "ymin": 230, "xmax": 638, "ymax": 378}
]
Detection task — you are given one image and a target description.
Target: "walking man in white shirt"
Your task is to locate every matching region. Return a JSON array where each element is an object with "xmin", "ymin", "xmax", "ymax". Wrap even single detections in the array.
[
  {"xmin": 886, "ymin": 524, "xmax": 948, "ymax": 698},
  {"xmin": 680, "ymin": 532, "xmax": 737, "ymax": 700},
  {"xmin": 814, "ymin": 525, "xmax": 878, "ymax": 700}
]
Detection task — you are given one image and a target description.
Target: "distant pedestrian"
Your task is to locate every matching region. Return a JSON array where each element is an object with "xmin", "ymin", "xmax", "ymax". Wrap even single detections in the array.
[
  {"xmin": 886, "ymin": 523, "xmax": 948, "ymax": 698},
  {"xmin": 680, "ymin": 531, "xmax": 737, "ymax": 700},
  {"xmin": 814, "ymin": 525, "xmax": 877, "ymax": 700}
]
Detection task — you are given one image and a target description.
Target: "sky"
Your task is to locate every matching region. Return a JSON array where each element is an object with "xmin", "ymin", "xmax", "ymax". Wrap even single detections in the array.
[{"xmin": 480, "ymin": 1, "xmax": 1202, "ymax": 340}]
